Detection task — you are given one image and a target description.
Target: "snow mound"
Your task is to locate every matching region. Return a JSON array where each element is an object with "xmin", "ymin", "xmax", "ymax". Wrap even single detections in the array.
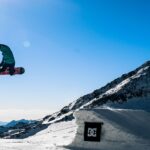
[{"xmin": 68, "ymin": 109, "xmax": 150, "ymax": 150}]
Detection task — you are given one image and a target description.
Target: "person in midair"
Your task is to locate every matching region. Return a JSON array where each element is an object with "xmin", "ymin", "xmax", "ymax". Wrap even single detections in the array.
[{"xmin": 0, "ymin": 44, "xmax": 15, "ymax": 75}]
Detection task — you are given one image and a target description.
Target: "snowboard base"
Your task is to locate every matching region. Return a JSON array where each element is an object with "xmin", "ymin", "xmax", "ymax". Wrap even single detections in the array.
[{"xmin": 0, "ymin": 67, "xmax": 25, "ymax": 75}]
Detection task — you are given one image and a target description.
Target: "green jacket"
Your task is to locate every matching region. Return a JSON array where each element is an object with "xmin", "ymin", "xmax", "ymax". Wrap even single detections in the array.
[{"xmin": 0, "ymin": 44, "xmax": 15, "ymax": 64}]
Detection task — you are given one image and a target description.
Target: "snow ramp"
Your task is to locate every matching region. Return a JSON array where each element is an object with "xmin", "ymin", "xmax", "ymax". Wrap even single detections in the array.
[{"xmin": 68, "ymin": 109, "xmax": 150, "ymax": 150}]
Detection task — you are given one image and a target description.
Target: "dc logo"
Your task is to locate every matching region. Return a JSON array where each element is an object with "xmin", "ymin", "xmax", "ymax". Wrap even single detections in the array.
[
  {"xmin": 84, "ymin": 122, "xmax": 103, "ymax": 142},
  {"xmin": 87, "ymin": 128, "xmax": 97, "ymax": 137}
]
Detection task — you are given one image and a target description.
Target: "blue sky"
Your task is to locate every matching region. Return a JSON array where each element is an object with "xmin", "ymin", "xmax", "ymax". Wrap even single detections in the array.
[{"xmin": 0, "ymin": 0, "xmax": 150, "ymax": 121}]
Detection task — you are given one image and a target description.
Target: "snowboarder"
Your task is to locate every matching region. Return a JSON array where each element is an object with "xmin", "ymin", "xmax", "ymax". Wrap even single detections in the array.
[{"xmin": 0, "ymin": 44, "xmax": 15, "ymax": 75}]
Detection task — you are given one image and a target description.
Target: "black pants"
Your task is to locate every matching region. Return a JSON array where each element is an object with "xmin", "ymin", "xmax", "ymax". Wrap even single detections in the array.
[{"xmin": 0, "ymin": 63, "xmax": 15, "ymax": 75}]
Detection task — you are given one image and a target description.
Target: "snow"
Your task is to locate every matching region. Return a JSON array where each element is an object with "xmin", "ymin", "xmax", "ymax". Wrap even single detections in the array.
[
  {"xmin": 98, "ymin": 66, "xmax": 149, "ymax": 95},
  {"xmin": 0, "ymin": 108, "xmax": 149, "ymax": 150},
  {"xmin": 106, "ymin": 97, "xmax": 150, "ymax": 111},
  {"xmin": 69, "ymin": 109, "xmax": 150, "ymax": 150},
  {"xmin": 0, "ymin": 120, "xmax": 77, "ymax": 150},
  {"xmin": 135, "ymin": 66, "xmax": 149, "ymax": 76},
  {"xmin": 105, "ymin": 78, "xmax": 130, "ymax": 95},
  {"xmin": 43, "ymin": 111, "xmax": 74, "ymax": 124},
  {"xmin": 78, "ymin": 64, "xmax": 150, "ymax": 109}
]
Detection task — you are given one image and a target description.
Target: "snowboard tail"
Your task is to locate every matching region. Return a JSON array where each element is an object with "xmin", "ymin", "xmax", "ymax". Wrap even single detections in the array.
[{"xmin": 0, "ymin": 67, "xmax": 25, "ymax": 75}]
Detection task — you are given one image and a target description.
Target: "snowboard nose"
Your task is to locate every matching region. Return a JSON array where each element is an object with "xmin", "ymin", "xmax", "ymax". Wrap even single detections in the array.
[{"xmin": 20, "ymin": 67, "xmax": 25, "ymax": 74}]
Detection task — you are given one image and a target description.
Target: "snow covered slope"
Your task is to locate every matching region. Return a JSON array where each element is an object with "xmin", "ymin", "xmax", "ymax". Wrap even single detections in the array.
[
  {"xmin": 0, "ymin": 120, "xmax": 77, "ymax": 150},
  {"xmin": 0, "ymin": 109, "xmax": 149, "ymax": 150},
  {"xmin": 43, "ymin": 61, "xmax": 150, "ymax": 124}
]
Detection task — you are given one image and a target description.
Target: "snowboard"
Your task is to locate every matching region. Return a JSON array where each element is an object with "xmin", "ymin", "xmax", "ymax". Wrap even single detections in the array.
[{"xmin": 0, "ymin": 67, "xmax": 25, "ymax": 75}]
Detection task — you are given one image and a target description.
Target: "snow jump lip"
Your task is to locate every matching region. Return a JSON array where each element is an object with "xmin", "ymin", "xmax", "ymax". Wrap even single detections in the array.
[{"xmin": 68, "ymin": 109, "xmax": 150, "ymax": 150}]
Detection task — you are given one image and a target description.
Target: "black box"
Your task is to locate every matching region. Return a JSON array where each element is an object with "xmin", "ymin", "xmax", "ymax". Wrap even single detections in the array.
[{"xmin": 84, "ymin": 122, "xmax": 103, "ymax": 142}]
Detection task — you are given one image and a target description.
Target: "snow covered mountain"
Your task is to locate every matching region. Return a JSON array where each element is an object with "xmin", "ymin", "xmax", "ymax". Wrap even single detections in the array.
[
  {"xmin": 0, "ymin": 60, "xmax": 150, "ymax": 139},
  {"xmin": 43, "ymin": 60, "xmax": 150, "ymax": 123},
  {"xmin": 0, "ymin": 119, "xmax": 42, "ymax": 139},
  {"xmin": 70, "ymin": 61, "xmax": 150, "ymax": 110},
  {"xmin": 5, "ymin": 119, "xmax": 35, "ymax": 128},
  {"xmin": 0, "ymin": 122, "xmax": 7, "ymax": 126}
]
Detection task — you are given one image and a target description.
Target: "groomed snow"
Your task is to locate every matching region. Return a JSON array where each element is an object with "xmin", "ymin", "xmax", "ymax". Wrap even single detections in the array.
[
  {"xmin": 69, "ymin": 109, "xmax": 150, "ymax": 150},
  {"xmin": 0, "ymin": 108, "xmax": 150, "ymax": 150}
]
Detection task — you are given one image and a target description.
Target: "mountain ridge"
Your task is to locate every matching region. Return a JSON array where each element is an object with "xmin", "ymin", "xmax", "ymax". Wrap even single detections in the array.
[{"xmin": 57, "ymin": 60, "xmax": 150, "ymax": 112}]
